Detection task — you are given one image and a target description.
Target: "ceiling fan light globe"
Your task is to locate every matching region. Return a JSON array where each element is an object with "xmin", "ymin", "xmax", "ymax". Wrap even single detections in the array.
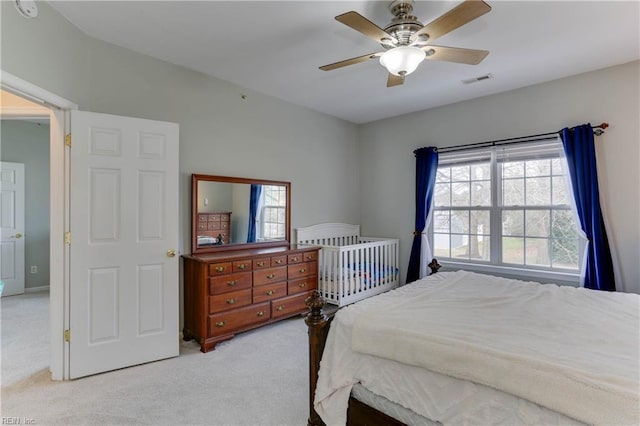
[{"xmin": 379, "ymin": 46, "xmax": 426, "ymax": 76}]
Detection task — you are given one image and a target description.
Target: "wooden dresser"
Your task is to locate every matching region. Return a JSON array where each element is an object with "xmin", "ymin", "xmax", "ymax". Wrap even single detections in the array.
[
  {"xmin": 197, "ymin": 212, "xmax": 231, "ymax": 244},
  {"xmin": 182, "ymin": 244, "xmax": 319, "ymax": 352}
]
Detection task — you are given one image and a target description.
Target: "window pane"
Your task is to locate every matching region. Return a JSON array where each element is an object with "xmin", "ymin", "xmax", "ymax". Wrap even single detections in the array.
[
  {"xmin": 551, "ymin": 238, "xmax": 579, "ymax": 269},
  {"xmin": 526, "ymin": 238, "xmax": 550, "ymax": 267},
  {"xmin": 502, "ymin": 210, "xmax": 524, "ymax": 236},
  {"xmin": 502, "ymin": 161, "xmax": 524, "ymax": 178},
  {"xmin": 434, "ymin": 211, "xmax": 450, "ymax": 233},
  {"xmin": 434, "ymin": 183, "xmax": 451, "ymax": 207},
  {"xmin": 526, "ymin": 159, "xmax": 551, "ymax": 177},
  {"xmin": 503, "ymin": 237, "xmax": 524, "ymax": 264},
  {"xmin": 451, "ymin": 235, "xmax": 469, "ymax": 258},
  {"xmin": 451, "ymin": 165, "xmax": 469, "ymax": 181},
  {"xmin": 471, "ymin": 181, "xmax": 491, "ymax": 206},
  {"xmin": 451, "ymin": 211, "xmax": 469, "ymax": 234},
  {"xmin": 525, "ymin": 210, "xmax": 550, "ymax": 237},
  {"xmin": 452, "ymin": 182, "xmax": 470, "ymax": 206},
  {"xmin": 525, "ymin": 177, "xmax": 551, "ymax": 205},
  {"xmin": 470, "ymin": 210, "xmax": 490, "ymax": 235},
  {"xmin": 552, "ymin": 176, "xmax": 569, "ymax": 205},
  {"xmin": 469, "ymin": 235, "xmax": 490, "ymax": 261},
  {"xmin": 471, "ymin": 163, "xmax": 490, "ymax": 180},
  {"xmin": 436, "ymin": 168, "xmax": 450, "ymax": 183},
  {"xmin": 551, "ymin": 158, "xmax": 565, "ymax": 175},
  {"xmin": 434, "ymin": 234, "xmax": 450, "ymax": 258},
  {"xmin": 503, "ymin": 178, "xmax": 524, "ymax": 205},
  {"xmin": 552, "ymin": 210, "xmax": 578, "ymax": 239}
]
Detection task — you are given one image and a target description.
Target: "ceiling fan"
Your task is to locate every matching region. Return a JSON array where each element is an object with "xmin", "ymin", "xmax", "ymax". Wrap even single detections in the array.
[{"xmin": 320, "ymin": 0, "xmax": 492, "ymax": 87}]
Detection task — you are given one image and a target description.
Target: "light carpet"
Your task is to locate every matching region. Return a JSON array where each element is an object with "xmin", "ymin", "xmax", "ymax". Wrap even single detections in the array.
[{"xmin": 1, "ymin": 291, "xmax": 309, "ymax": 425}]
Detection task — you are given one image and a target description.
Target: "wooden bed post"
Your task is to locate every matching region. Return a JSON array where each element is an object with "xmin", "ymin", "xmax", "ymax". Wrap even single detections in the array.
[{"xmin": 305, "ymin": 291, "xmax": 330, "ymax": 426}]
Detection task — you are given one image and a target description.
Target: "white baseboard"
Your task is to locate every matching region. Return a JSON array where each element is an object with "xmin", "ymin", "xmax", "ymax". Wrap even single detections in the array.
[{"xmin": 25, "ymin": 285, "xmax": 50, "ymax": 293}]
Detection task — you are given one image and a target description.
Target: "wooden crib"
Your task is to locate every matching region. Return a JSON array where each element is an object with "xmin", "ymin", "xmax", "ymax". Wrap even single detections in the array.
[{"xmin": 296, "ymin": 223, "xmax": 399, "ymax": 307}]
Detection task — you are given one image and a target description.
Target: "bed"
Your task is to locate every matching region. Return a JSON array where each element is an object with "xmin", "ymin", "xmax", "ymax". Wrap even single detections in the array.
[
  {"xmin": 305, "ymin": 267, "xmax": 640, "ymax": 426},
  {"xmin": 296, "ymin": 223, "xmax": 400, "ymax": 307}
]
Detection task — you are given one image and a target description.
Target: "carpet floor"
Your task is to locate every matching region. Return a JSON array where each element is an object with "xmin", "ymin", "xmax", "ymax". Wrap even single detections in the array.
[{"xmin": 1, "ymin": 291, "xmax": 310, "ymax": 425}]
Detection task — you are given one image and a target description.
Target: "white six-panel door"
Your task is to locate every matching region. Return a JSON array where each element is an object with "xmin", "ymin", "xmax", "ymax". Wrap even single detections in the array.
[
  {"xmin": 69, "ymin": 111, "xmax": 179, "ymax": 379},
  {"xmin": 0, "ymin": 162, "xmax": 25, "ymax": 297}
]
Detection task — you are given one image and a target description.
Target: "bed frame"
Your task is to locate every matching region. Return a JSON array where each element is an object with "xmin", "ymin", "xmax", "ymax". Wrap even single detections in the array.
[
  {"xmin": 296, "ymin": 223, "xmax": 399, "ymax": 307},
  {"xmin": 305, "ymin": 260, "xmax": 441, "ymax": 426}
]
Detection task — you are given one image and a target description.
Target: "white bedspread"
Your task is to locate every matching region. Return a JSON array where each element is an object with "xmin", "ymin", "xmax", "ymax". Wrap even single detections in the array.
[{"xmin": 350, "ymin": 271, "xmax": 640, "ymax": 425}]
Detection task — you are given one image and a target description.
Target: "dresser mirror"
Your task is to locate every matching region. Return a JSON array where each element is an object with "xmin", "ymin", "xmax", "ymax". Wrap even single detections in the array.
[{"xmin": 191, "ymin": 174, "xmax": 291, "ymax": 254}]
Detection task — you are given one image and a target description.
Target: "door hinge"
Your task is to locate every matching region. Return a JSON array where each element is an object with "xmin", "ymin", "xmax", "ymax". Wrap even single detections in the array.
[
  {"xmin": 64, "ymin": 232, "xmax": 71, "ymax": 245},
  {"xmin": 65, "ymin": 133, "xmax": 71, "ymax": 147},
  {"xmin": 64, "ymin": 329, "xmax": 71, "ymax": 342}
]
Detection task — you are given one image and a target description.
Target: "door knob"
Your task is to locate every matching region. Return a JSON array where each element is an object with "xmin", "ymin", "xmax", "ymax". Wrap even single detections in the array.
[
  {"xmin": 166, "ymin": 249, "xmax": 176, "ymax": 258},
  {"xmin": 14, "ymin": 233, "xmax": 23, "ymax": 239}
]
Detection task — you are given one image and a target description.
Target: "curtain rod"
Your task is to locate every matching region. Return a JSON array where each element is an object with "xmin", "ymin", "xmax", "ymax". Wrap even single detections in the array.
[{"xmin": 430, "ymin": 122, "xmax": 609, "ymax": 154}]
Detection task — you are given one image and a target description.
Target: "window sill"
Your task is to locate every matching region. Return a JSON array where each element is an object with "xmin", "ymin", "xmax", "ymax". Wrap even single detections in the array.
[{"xmin": 439, "ymin": 260, "xmax": 581, "ymax": 286}]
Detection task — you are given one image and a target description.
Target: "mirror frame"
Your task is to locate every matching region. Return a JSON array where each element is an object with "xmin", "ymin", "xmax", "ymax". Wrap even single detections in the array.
[{"xmin": 191, "ymin": 174, "xmax": 291, "ymax": 254}]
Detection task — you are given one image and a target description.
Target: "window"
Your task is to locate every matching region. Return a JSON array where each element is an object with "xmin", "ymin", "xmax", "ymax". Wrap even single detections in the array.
[
  {"xmin": 432, "ymin": 140, "xmax": 583, "ymax": 273},
  {"xmin": 260, "ymin": 185, "xmax": 287, "ymax": 240}
]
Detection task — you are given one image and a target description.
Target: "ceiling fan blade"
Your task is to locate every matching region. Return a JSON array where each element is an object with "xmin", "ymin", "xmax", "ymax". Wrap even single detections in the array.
[
  {"xmin": 412, "ymin": 0, "xmax": 491, "ymax": 44},
  {"xmin": 336, "ymin": 11, "xmax": 397, "ymax": 45},
  {"xmin": 319, "ymin": 52, "xmax": 382, "ymax": 71},
  {"xmin": 423, "ymin": 45, "xmax": 489, "ymax": 65},
  {"xmin": 387, "ymin": 73, "xmax": 405, "ymax": 87}
]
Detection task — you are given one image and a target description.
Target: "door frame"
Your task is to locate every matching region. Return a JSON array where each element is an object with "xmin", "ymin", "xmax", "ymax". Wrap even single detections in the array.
[{"xmin": 1, "ymin": 70, "xmax": 78, "ymax": 380}]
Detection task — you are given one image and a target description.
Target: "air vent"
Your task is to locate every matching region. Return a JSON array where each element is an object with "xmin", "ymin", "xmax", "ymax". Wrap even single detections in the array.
[{"xmin": 462, "ymin": 73, "xmax": 493, "ymax": 85}]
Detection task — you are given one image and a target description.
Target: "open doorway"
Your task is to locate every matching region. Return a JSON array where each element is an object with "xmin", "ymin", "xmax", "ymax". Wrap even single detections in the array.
[{"xmin": 1, "ymin": 89, "xmax": 53, "ymax": 384}]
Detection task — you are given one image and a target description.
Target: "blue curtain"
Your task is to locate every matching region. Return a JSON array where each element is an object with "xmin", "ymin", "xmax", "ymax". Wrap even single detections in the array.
[
  {"xmin": 406, "ymin": 147, "xmax": 439, "ymax": 283},
  {"xmin": 247, "ymin": 184, "xmax": 262, "ymax": 243},
  {"xmin": 560, "ymin": 124, "xmax": 615, "ymax": 291}
]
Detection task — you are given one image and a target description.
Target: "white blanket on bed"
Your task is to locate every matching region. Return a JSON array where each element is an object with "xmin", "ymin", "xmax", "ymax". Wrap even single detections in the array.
[{"xmin": 351, "ymin": 271, "xmax": 640, "ymax": 425}]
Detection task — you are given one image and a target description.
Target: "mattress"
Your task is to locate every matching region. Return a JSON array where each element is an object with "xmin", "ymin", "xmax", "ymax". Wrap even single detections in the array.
[{"xmin": 314, "ymin": 271, "xmax": 629, "ymax": 425}]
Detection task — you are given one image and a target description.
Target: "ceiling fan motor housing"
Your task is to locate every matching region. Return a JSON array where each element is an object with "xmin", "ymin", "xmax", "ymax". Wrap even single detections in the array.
[{"xmin": 383, "ymin": 0, "xmax": 424, "ymax": 47}]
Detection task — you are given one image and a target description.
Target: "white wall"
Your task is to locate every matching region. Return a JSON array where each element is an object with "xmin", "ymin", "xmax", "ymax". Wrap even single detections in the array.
[{"xmin": 359, "ymin": 61, "xmax": 640, "ymax": 293}]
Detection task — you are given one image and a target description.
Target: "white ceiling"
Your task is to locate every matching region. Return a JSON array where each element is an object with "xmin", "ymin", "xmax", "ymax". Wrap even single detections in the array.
[{"xmin": 48, "ymin": 1, "xmax": 639, "ymax": 124}]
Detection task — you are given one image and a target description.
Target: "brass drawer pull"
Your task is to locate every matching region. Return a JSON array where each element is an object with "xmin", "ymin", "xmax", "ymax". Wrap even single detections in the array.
[
  {"xmin": 256, "ymin": 311, "xmax": 265, "ymax": 317},
  {"xmin": 215, "ymin": 321, "xmax": 226, "ymax": 327},
  {"xmin": 237, "ymin": 264, "xmax": 246, "ymax": 270},
  {"xmin": 226, "ymin": 298, "xmax": 236, "ymax": 305},
  {"xmin": 298, "ymin": 282, "xmax": 307, "ymax": 288},
  {"xmin": 275, "ymin": 305, "xmax": 284, "ymax": 312},
  {"xmin": 291, "ymin": 256, "xmax": 299, "ymax": 262},
  {"xmin": 305, "ymin": 255, "xmax": 315, "ymax": 260},
  {"xmin": 215, "ymin": 266, "xmax": 225, "ymax": 272},
  {"xmin": 266, "ymin": 290, "xmax": 275, "ymax": 296},
  {"xmin": 274, "ymin": 259, "xmax": 283, "ymax": 264},
  {"xmin": 299, "ymin": 268, "xmax": 306, "ymax": 273},
  {"xmin": 266, "ymin": 273, "xmax": 276, "ymax": 279},
  {"xmin": 227, "ymin": 280, "xmax": 237, "ymax": 286},
  {"xmin": 257, "ymin": 261, "xmax": 265, "ymax": 267}
]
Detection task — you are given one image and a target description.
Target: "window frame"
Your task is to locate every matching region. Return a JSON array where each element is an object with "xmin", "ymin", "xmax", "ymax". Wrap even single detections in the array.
[{"xmin": 430, "ymin": 143, "xmax": 584, "ymax": 283}]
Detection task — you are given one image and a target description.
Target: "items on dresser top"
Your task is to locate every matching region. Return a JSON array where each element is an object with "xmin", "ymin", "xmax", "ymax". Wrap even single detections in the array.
[{"xmin": 182, "ymin": 244, "xmax": 319, "ymax": 352}]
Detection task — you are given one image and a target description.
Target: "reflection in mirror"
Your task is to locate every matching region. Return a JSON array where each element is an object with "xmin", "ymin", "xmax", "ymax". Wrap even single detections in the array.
[{"xmin": 192, "ymin": 175, "xmax": 290, "ymax": 254}]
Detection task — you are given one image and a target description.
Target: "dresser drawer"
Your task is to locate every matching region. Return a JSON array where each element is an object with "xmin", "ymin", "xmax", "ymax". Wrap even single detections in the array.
[
  {"xmin": 207, "ymin": 222, "xmax": 221, "ymax": 230},
  {"xmin": 253, "ymin": 282, "xmax": 287, "ymax": 303},
  {"xmin": 287, "ymin": 261, "xmax": 317, "ymax": 280},
  {"xmin": 254, "ymin": 266, "xmax": 287, "ymax": 286},
  {"xmin": 208, "ymin": 262, "xmax": 232, "ymax": 276},
  {"xmin": 209, "ymin": 272, "xmax": 252, "ymax": 295},
  {"xmin": 302, "ymin": 251, "xmax": 318, "ymax": 262},
  {"xmin": 288, "ymin": 276, "xmax": 317, "ymax": 295},
  {"xmin": 270, "ymin": 255, "xmax": 287, "ymax": 267},
  {"xmin": 209, "ymin": 302, "xmax": 271, "ymax": 336},
  {"xmin": 271, "ymin": 292, "xmax": 312, "ymax": 320},
  {"xmin": 209, "ymin": 288, "xmax": 252, "ymax": 313},
  {"xmin": 208, "ymin": 214, "xmax": 221, "ymax": 222},
  {"xmin": 233, "ymin": 260, "xmax": 252, "ymax": 272},
  {"xmin": 287, "ymin": 253, "xmax": 304, "ymax": 264},
  {"xmin": 198, "ymin": 222, "xmax": 207, "ymax": 231},
  {"xmin": 253, "ymin": 258, "xmax": 271, "ymax": 269}
]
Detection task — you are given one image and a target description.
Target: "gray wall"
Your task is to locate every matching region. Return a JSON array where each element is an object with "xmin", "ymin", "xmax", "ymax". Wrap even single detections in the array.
[
  {"xmin": 0, "ymin": 120, "xmax": 51, "ymax": 290},
  {"xmin": 359, "ymin": 61, "xmax": 640, "ymax": 293}
]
